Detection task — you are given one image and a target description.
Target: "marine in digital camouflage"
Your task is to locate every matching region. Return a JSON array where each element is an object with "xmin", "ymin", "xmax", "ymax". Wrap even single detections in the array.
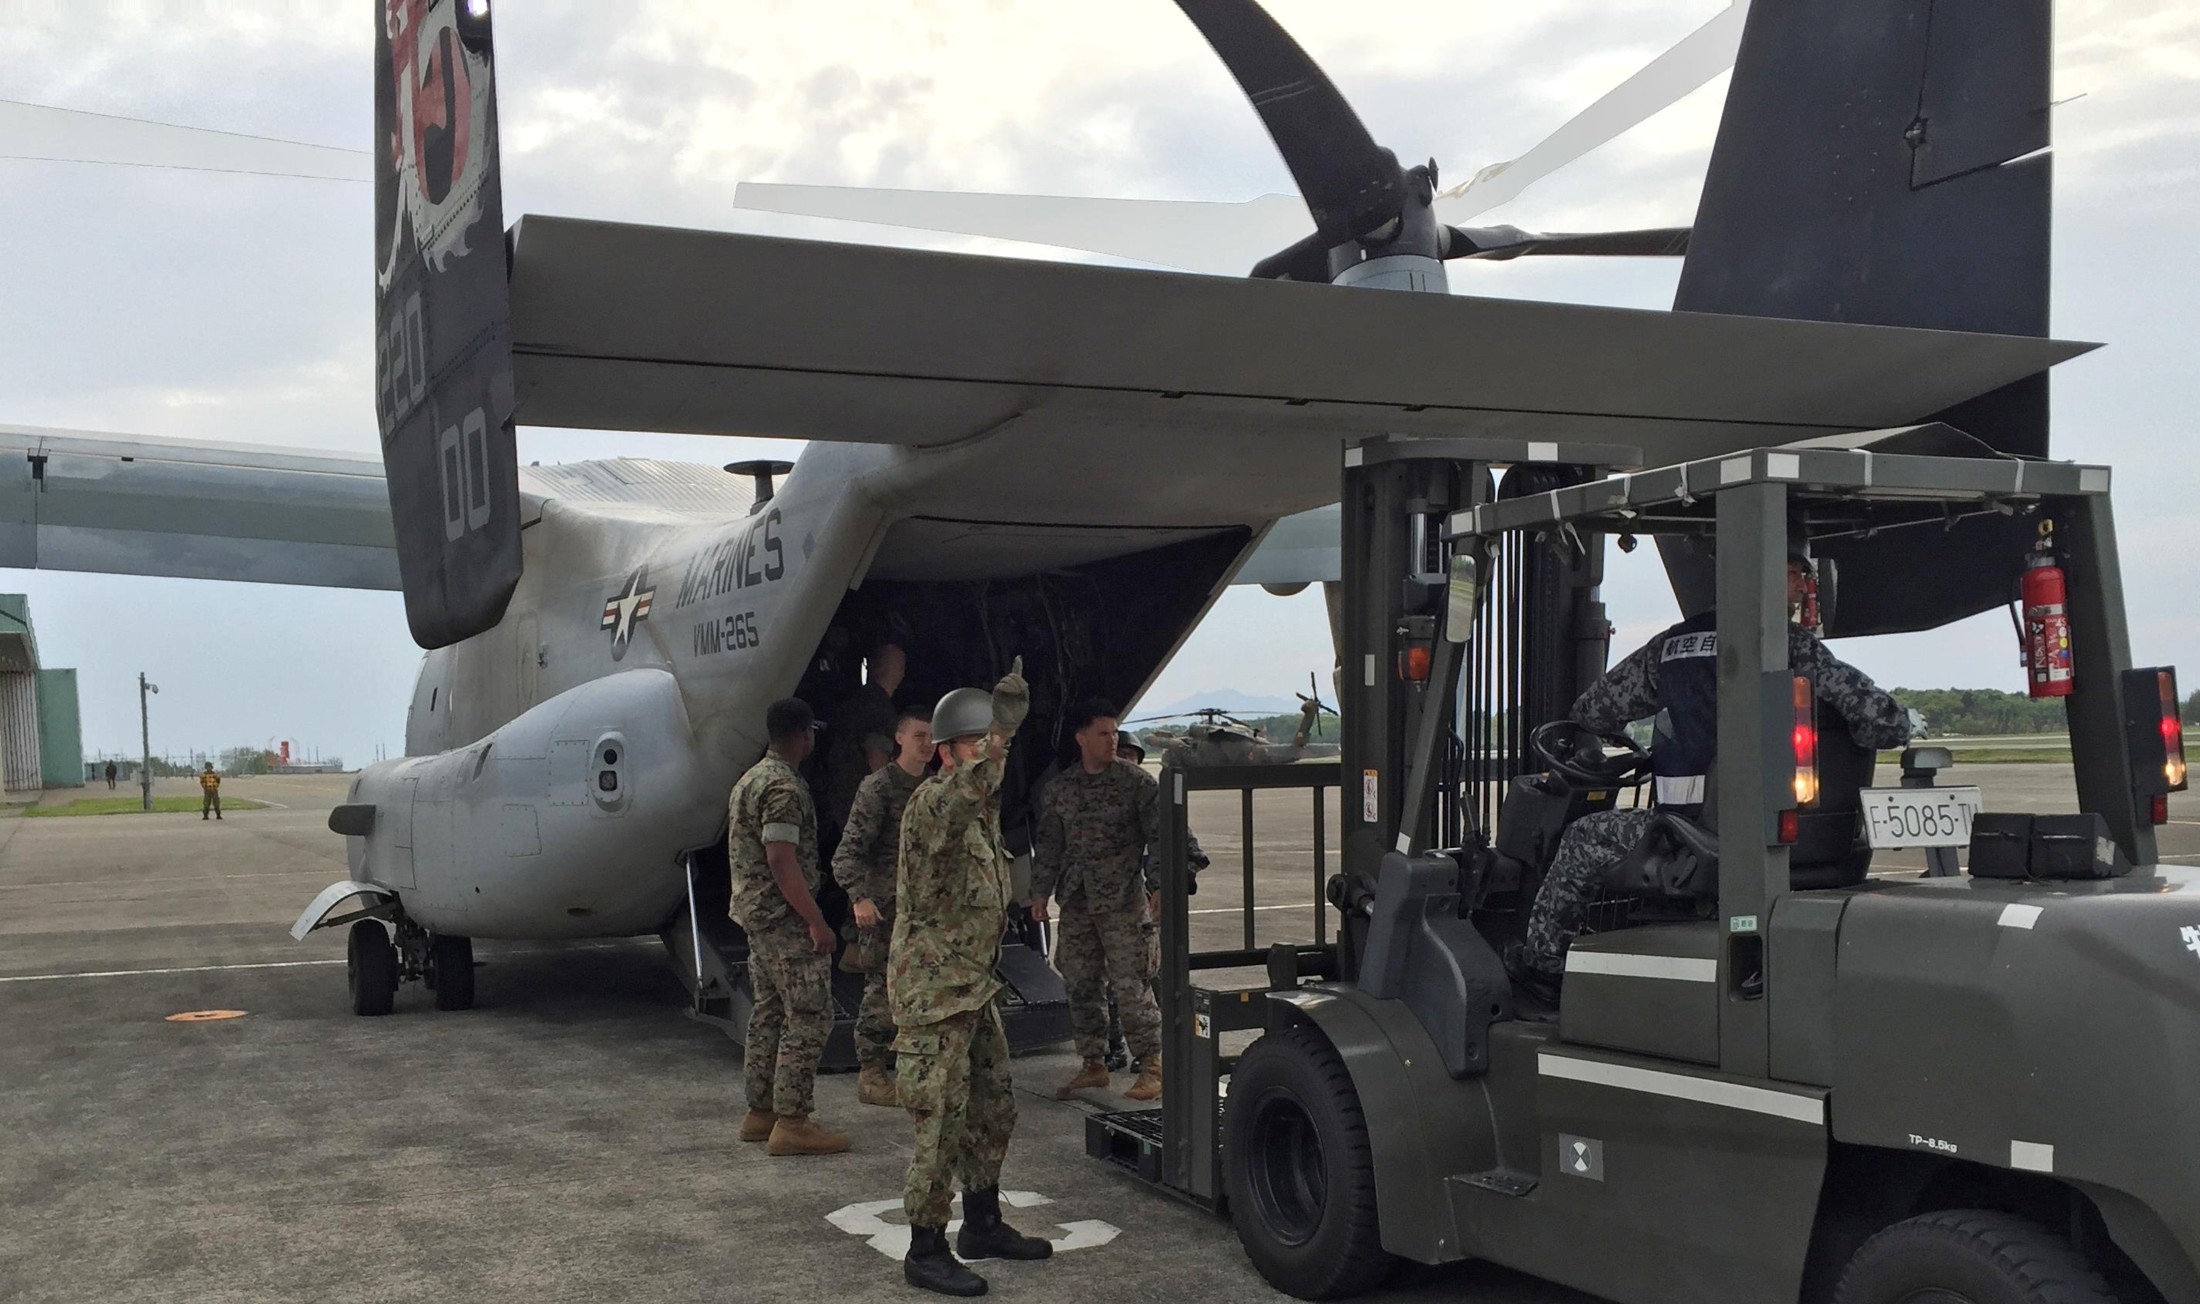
[
  {"xmin": 832, "ymin": 760, "xmax": 923, "ymax": 1069},
  {"xmin": 1035, "ymin": 761, "xmax": 1163, "ymax": 1063},
  {"xmin": 727, "ymin": 753, "xmax": 832, "ymax": 1115},
  {"xmin": 824, "ymin": 682, "xmax": 898, "ymax": 832},
  {"xmin": 743, "ymin": 915, "xmax": 835, "ymax": 1116},
  {"xmin": 1521, "ymin": 621, "xmax": 1910, "ymax": 976},
  {"xmin": 727, "ymin": 754, "xmax": 821, "ymax": 931}
]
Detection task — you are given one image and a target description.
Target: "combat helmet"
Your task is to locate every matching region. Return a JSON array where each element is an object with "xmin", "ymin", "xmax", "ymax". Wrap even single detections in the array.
[{"xmin": 932, "ymin": 687, "xmax": 993, "ymax": 744}]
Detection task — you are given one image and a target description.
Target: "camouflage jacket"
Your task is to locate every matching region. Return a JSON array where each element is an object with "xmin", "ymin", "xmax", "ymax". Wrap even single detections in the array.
[
  {"xmin": 1573, "ymin": 621, "xmax": 1912, "ymax": 750},
  {"xmin": 726, "ymin": 753, "xmax": 820, "ymax": 931},
  {"xmin": 1033, "ymin": 759, "xmax": 1160, "ymax": 910},
  {"xmin": 832, "ymin": 761, "xmax": 923, "ymax": 909},
  {"xmin": 888, "ymin": 744, "xmax": 1012, "ymax": 1027}
]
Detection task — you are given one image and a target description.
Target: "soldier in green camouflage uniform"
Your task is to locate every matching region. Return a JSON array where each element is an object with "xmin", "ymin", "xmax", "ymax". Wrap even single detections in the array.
[
  {"xmin": 727, "ymin": 697, "xmax": 849, "ymax": 1157},
  {"xmin": 889, "ymin": 660, "xmax": 1053, "ymax": 1296},
  {"xmin": 1507, "ymin": 554, "xmax": 1911, "ymax": 991},
  {"xmin": 1032, "ymin": 698, "xmax": 1164, "ymax": 1101},
  {"xmin": 831, "ymin": 705, "xmax": 933, "ymax": 1106}
]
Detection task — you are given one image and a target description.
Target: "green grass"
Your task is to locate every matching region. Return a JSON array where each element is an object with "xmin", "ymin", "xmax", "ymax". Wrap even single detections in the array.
[{"xmin": 26, "ymin": 796, "xmax": 268, "ymax": 818}]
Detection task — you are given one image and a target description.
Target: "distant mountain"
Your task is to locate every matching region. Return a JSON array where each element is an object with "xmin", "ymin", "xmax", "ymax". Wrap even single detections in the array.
[{"xmin": 1133, "ymin": 689, "xmax": 1303, "ymax": 721}]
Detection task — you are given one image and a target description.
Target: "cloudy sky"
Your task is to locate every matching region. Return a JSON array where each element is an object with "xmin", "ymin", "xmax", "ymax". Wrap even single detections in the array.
[{"xmin": 1, "ymin": 0, "xmax": 2195, "ymax": 766}]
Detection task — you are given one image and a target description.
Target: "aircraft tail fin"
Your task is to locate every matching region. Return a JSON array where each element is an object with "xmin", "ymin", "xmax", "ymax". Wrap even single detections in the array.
[
  {"xmin": 373, "ymin": 0, "xmax": 522, "ymax": 648},
  {"xmin": 1675, "ymin": 0, "xmax": 2052, "ymax": 457}
]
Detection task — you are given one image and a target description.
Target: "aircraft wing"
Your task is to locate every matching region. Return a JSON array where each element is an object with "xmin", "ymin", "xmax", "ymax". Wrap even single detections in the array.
[
  {"xmin": 0, "ymin": 426, "xmax": 400, "ymax": 590},
  {"xmin": 507, "ymin": 218, "xmax": 2088, "ymax": 455}
]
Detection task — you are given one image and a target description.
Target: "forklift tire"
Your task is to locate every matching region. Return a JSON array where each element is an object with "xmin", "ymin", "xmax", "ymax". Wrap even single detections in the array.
[
  {"xmin": 428, "ymin": 934, "xmax": 475, "ymax": 1012},
  {"xmin": 347, "ymin": 920, "xmax": 397, "ymax": 1017},
  {"xmin": 1225, "ymin": 1022, "xmax": 1395, "ymax": 1300},
  {"xmin": 1833, "ymin": 1210, "xmax": 2117, "ymax": 1304}
]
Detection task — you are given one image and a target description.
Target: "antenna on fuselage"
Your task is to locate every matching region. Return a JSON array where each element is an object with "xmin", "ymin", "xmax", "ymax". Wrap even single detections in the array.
[{"xmin": 725, "ymin": 459, "xmax": 796, "ymax": 511}]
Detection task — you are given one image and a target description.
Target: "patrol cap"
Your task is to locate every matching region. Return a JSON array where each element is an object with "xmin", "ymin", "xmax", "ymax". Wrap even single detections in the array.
[
  {"xmin": 765, "ymin": 697, "xmax": 816, "ymax": 741},
  {"xmin": 1787, "ymin": 532, "xmax": 1813, "ymax": 566},
  {"xmin": 932, "ymin": 686, "xmax": 993, "ymax": 744}
]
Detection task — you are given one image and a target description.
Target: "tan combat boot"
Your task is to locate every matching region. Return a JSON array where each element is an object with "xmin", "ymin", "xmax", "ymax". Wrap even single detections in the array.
[
  {"xmin": 766, "ymin": 1114, "xmax": 851, "ymax": 1156},
  {"xmin": 737, "ymin": 1109, "xmax": 777, "ymax": 1143},
  {"xmin": 857, "ymin": 1064, "xmax": 900, "ymax": 1108},
  {"xmin": 1124, "ymin": 1054, "xmax": 1162, "ymax": 1103},
  {"xmin": 1055, "ymin": 1058, "xmax": 1110, "ymax": 1099}
]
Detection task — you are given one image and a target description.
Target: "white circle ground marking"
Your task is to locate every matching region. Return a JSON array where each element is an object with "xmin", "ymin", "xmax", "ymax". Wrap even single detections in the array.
[{"xmin": 825, "ymin": 1190, "xmax": 1121, "ymax": 1260}]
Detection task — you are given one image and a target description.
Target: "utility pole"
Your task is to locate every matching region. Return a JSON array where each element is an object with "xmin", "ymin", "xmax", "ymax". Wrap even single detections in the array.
[{"xmin": 138, "ymin": 673, "xmax": 158, "ymax": 812}]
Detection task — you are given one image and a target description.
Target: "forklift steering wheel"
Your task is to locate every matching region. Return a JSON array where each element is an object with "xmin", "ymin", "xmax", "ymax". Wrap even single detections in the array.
[{"xmin": 1529, "ymin": 720, "xmax": 1653, "ymax": 789}]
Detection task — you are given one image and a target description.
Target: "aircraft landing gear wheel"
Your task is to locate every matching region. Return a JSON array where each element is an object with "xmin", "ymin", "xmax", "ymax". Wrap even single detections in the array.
[
  {"xmin": 347, "ymin": 920, "xmax": 396, "ymax": 1017},
  {"xmin": 1833, "ymin": 1210, "xmax": 2116, "ymax": 1304},
  {"xmin": 427, "ymin": 934, "xmax": 475, "ymax": 1011},
  {"xmin": 1225, "ymin": 1022, "xmax": 1394, "ymax": 1300}
]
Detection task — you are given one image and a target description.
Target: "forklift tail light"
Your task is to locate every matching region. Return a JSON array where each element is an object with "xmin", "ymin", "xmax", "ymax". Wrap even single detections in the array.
[
  {"xmin": 1399, "ymin": 645, "xmax": 1432, "ymax": 682},
  {"xmin": 1791, "ymin": 675, "xmax": 1819, "ymax": 808},
  {"xmin": 1778, "ymin": 809, "xmax": 1800, "ymax": 844},
  {"xmin": 2150, "ymin": 794, "xmax": 2170, "ymax": 827},
  {"xmin": 2155, "ymin": 670, "xmax": 2186, "ymax": 791}
]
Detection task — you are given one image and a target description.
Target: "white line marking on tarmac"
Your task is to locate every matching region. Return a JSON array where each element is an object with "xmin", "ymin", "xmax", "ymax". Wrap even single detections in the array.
[
  {"xmin": 0, "ymin": 959, "xmax": 344, "ymax": 984},
  {"xmin": 1187, "ymin": 903, "xmax": 1312, "ymax": 916},
  {"xmin": 0, "ymin": 942, "xmax": 648, "ymax": 984}
]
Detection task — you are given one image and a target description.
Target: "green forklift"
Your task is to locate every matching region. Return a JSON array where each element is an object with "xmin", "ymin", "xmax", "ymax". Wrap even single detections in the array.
[{"xmin": 1102, "ymin": 430, "xmax": 2198, "ymax": 1303}]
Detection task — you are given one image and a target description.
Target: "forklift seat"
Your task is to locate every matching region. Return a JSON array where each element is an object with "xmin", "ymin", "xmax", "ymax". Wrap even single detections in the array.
[{"xmin": 1593, "ymin": 712, "xmax": 1880, "ymax": 909}]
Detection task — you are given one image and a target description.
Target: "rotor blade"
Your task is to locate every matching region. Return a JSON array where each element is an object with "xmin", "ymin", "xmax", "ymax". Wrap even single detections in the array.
[
  {"xmin": 1172, "ymin": 0, "xmax": 1400, "ymax": 241},
  {"xmin": 1444, "ymin": 224, "xmax": 1691, "ymax": 260},
  {"xmin": 1437, "ymin": 1, "xmax": 1747, "ymax": 220},
  {"xmin": 0, "ymin": 98, "xmax": 369, "ymax": 181},
  {"xmin": 733, "ymin": 182, "xmax": 1311, "ymax": 276}
]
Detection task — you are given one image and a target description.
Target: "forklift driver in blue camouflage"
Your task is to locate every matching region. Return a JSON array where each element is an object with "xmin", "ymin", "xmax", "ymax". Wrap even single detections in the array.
[
  {"xmin": 891, "ymin": 660, "xmax": 1054, "ymax": 1297},
  {"xmin": 1506, "ymin": 544, "xmax": 1911, "ymax": 997}
]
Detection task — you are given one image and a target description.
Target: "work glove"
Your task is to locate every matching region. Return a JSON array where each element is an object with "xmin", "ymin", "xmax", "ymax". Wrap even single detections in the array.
[{"xmin": 992, "ymin": 656, "xmax": 1029, "ymax": 731}]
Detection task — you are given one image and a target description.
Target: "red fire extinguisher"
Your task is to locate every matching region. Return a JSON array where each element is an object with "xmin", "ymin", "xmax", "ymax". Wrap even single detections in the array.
[
  {"xmin": 1799, "ymin": 569, "xmax": 1821, "ymax": 633},
  {"xmin": 2021, "ymin": 521, "xmax": 2075, "ymax": 699}
]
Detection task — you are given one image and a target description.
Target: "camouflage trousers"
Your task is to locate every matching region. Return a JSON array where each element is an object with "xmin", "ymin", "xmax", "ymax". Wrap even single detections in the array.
[
  {"xmin": 841, "ymin": 908, "xmax": 897, "ymax": 1071},
  {"xmin": 1520, "ymin": 807, "xmax": 1656, "ymax": 977},
  {"xmin": 898, "ymin": 1005, "xmax": 1016, "ymax": 1227},
  {"xmin": 742, "ymin": 916, "xmax": 834, "ymax": 1117},
  {"xmin": 1056, "ymin": 895, "xmax": 1161, "ymax": 1063}
]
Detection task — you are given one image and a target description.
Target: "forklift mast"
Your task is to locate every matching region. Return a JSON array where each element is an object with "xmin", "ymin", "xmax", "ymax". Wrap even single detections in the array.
[{"xmin": 1337, "ymin": 437, "xmax": 1632, "ymax": 901}]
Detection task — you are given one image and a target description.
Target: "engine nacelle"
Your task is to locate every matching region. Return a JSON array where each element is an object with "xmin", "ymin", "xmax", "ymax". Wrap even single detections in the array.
[{"xmin": 342, "ymin": 669, "xmax": 718, "ymax": 939}]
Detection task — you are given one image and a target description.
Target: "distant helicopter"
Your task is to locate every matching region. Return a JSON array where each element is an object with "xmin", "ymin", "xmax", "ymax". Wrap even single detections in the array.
[{"xmin": 1130, "ymin": 676, "xmax": 1340, "ymax": 766}]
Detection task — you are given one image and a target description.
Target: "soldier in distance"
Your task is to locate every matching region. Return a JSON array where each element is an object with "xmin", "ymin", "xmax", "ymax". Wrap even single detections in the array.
[
  {"xmin": 1505, "ymin": 540, "xmax": 1910, "ymax": 1000},
  {"xmin": 891, "ymin": 659, "xmax": 1054, "ymax": 1296},
  {"xmin": 1033, "ymin": 699, "xmax": 1164, "ymax": 1103}
]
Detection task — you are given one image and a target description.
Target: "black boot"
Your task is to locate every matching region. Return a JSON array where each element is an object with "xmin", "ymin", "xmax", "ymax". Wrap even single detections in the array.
[
  {"xmin": 956, "ymin": 1187, "xmax": 1054, "ymax": 1262},
  {"xmin": 904, "ymin": 1225, "xmax": 986, "ymax": 1297}
]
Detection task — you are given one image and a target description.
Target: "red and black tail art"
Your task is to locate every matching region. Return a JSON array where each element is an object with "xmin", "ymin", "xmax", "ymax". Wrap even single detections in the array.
[{"xmin": 373, "ymin": 0, "xmax": 521, "ymax": 649}]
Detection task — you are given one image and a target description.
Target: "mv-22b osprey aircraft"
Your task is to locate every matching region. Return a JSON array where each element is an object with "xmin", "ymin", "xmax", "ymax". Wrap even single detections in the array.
[{"xmin": 1, "ymin": 0, "xmax": 2085, "ymax": 1041}]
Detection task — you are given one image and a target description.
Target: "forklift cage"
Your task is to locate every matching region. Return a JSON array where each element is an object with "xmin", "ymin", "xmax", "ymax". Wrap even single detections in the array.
[
  {"xmin": 1085, "ymin": 758, "xmax": 1341, "ymax": 1210},
  {"xmin": 1444, "ymin": 434, "xmax": 2146, "ymax": 1075}
]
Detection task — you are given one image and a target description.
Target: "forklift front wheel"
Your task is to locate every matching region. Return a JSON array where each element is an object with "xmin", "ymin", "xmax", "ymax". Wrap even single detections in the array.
[
  {"xmin": 1832, "ymin": 1209, "xmax": 2116, "ymax": 1304},
  {"xmin": 1225, "ymin": 1023, "xmax": 1395, "ymax": 1300}
]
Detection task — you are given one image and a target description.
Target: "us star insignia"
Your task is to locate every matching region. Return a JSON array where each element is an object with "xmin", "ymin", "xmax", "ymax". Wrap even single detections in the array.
[{"xmin": 600, "ymin": 569, "xmax": 655, "ymax": 659}]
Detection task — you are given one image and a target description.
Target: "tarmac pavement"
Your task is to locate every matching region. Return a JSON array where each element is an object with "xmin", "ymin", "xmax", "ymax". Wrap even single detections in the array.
[{"xmin": 1, "ymin": 766, "xmax": 2191, "ymax": 1303}]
